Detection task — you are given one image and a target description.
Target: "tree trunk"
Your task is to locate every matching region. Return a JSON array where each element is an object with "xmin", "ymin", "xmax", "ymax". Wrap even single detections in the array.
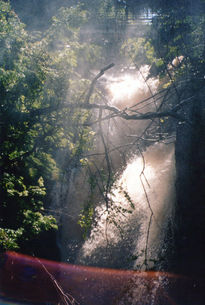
[{"xmin": 174, "ymin": 96, "xmax": 205, "ymax": 277}]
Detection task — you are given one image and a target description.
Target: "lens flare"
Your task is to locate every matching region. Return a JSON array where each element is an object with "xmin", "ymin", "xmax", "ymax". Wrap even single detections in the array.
[{"xmin": 0, "ymin": 252, "xmax": 204, "ymax": 305}]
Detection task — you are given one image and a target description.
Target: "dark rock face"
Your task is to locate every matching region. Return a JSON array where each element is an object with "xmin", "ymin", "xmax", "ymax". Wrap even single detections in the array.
[{"xmin": 174, "ymin": 98, "xmax": 205, "ymax": 277}]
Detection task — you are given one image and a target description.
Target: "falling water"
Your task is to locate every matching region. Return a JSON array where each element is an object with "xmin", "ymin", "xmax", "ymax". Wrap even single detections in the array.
[
  {"xmin": 106, "ymin": 65, "xmax": 158, "ymax": 110},
  {"xmin": 76, "ymin": 143, "xmax": 175, "ymax": 269},
  {"xmin": 75, "ymin": 68, "xmax": 176, "ymax": 270}
]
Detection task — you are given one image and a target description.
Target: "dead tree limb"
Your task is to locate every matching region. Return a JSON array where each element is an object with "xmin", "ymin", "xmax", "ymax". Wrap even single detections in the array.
[
  {"xmin": 98, "ymin": 108, "xmax": 112, "ymax": 210},
  {"xmin": 84, "ymin": 63, "xmax": 115, "ymax": 104},
  {"xmin": 34, "ymin": 256, "xmax": 79, "ymax": 305}
]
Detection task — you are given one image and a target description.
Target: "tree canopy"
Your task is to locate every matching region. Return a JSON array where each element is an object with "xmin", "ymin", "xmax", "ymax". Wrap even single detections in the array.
[{"xmin": 0, "ymin": 1, "xmax": 96, "ymax": 255}]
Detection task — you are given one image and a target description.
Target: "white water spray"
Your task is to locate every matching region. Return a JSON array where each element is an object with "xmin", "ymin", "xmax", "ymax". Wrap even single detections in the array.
[
  {"xmin": 54, "ymin": 67, "xmax": 176, "ymax": 269},
  {"xmin": 106, "ymin": 65, "xmax": 158, "ymax": 110},
  {"xmin": 75, "ymin": 68, "xmax": 175, "ymax": 269},
  {"xmin": 76, "ymin": 143, "xmax": 175, "ymax": 269}
]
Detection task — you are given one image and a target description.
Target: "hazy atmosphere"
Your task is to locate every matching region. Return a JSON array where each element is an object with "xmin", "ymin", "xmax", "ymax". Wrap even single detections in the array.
[{"xmin": 0, "ymin": 1, "xmax": 205, "ymax": 304}]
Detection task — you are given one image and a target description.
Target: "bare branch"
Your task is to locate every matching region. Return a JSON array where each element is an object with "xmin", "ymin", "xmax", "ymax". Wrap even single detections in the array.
[
  {"xmin": 98, "ymin": 108, "xmax": 112, "ymax": 210},
  {"xmin": 34, "ymin": 256, "xmax": 79, "ymax": 305},
  {"xmin": 84, "ymin": 63, "xmax": 115, "ymax": 104}
]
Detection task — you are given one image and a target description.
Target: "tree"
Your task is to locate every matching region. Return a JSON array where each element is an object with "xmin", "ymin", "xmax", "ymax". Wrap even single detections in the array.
[
  {"xmin": 136, "ymin": 0, "xmax": 205, "ymax": 277},
  {"xmin": 0, "ymin": 1, "xmax": 96, "ymax": 257},
  {"xmin": 0, "ymin": 1, "xmax": 59, "ymax": 254}
]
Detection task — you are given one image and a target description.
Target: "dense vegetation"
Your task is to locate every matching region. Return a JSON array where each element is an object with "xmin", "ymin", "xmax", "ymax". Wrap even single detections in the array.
[
  {"xmin": 0, "ymin": 0, "xmax": 131, "ymax": 257},
  {"xmin": 0, "ymin": 1, "xmax": 97, "ymax": 256},
  {"xmin": 0, "ymin": 0, "xmax": 204, "ymax": 276}
]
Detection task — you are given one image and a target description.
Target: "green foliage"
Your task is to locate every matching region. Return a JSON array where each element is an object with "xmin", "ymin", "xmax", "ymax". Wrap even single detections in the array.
[
  {"xmin": 0, "ymin": 228, "xmax": 23, "ymax": 251},
  {"xmin": 22, "ymin": 210, "xmax": 57, "ymax": 238},
  {"xmin": 1, "ymin": 173, "xmax": 46, "ymax": 201},
  {"xmin": 0, "ymin": 1, "xmax": 97, "ymax": 253},
  {"xmin": 77, "ymin": 172, "xmax": 98, "ymax": 239},
  {"xmin": 149, "ymin": 5, "xmax": 205, "ymax": 80},
  {"xmin": 78, "ymin": 206, "xmax": 94, "ymax": 239},
  {"xmin": 121, "ymin": 38, "xmax": 146, "ymax": 63},
  {"xmin": 1, "ymin": 172, "xmax": 46, "ymax": 212}
]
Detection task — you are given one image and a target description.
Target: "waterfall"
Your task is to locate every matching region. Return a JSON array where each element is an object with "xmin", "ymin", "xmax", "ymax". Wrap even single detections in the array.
[
  {"xmin": 76, "ymin": 142, "xmax": 175, "ymax": 269},
  {"xmin": 53, "ymin": 66, "xmax": 176, "ymax": 269}
]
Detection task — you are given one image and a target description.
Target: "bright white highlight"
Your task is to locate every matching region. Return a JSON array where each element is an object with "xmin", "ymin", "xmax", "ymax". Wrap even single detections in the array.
[
  {"xmin": 106, "ymin": 66, "xmax": 159, "ymax": 110},
  {"xmin": 108, "ymin": 74, "xmax": 143, "ymax": 102}
]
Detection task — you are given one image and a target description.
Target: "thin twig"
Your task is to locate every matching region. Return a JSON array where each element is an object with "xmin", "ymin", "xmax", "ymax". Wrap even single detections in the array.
[
  {"xmin": 84, "ymin": 63, "xmax": 115, "ymax": 104},
  {"xmin": 34, "ymin": 256, "xmax": 80, "ymax": 305},
  {"xmin": 98, "ymin": 108, "xmax": 112, "ymax": 211},
  {"xmin": 138, "ymin": 147, "xmax": 154, "ymax": 270}
]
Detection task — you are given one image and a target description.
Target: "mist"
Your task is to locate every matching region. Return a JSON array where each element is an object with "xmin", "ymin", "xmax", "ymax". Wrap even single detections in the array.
[{"xmin": 1, "ymin": 1, "xmax": 205, "ymax": 304}]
